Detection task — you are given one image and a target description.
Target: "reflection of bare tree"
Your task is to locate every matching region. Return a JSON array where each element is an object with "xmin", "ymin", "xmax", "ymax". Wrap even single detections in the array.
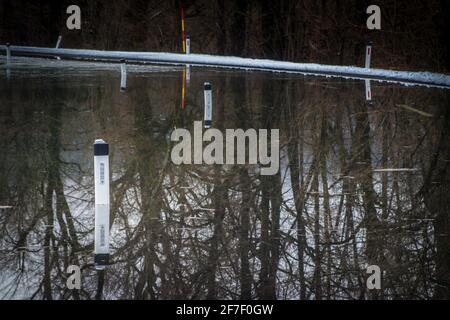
[
  {"xmin": 0, "ymin": 71, "xmax": 449, "ymax": 300},
  {"xmin": 420, "ymin": 103, "xmax": 450, "ymax": 299}
]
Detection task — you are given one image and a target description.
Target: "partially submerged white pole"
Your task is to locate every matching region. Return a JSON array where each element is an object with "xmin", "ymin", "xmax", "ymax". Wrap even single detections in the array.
[
  {"xmin": 6, "ymin": 43, "xmax": 10, "ymax": 65},
  {"xmin": 365, "ymin": 44, "xmax": 372, "ymax": 69},
  {"xmin": 204, "ymin": 82, "xmax": 212, "ymax": 128},
  {"xmin": 55, "ymin": 35, "xmax": 62, "ymax": 49},
  {"xmin": 120, "ymin": 59, "xmax": 127, "ymax": 91},
  {"xmin": 5, "ymin": 43, "xmax": 11, "ymax": 80},
  {"xmin": 55, "ymin": 36, "xmax": 62, "ymax": 60},
  {"xmin": 365, "ymin": 43, "xmax": 372, "ymax": 101},
  {"xmin": 94, "ymin": 139, "xmax": 110, "ymax": 270},
  {"xmin": 186, "ymin": 65, "xmax": 191, "ymax": 82}
]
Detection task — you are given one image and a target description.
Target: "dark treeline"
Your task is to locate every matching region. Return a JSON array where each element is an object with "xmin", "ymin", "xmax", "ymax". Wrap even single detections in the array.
[{"xmin": 0, "ymin": 0, "xmax": 449, "ymax": 72}]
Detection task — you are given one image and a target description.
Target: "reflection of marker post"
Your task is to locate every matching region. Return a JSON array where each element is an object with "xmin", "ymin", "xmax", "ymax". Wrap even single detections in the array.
[
  {"xmin": 181, "ymin": 68, "xmax": 186, "ymax": 111},
  {"xmin": 365, "ymin": 43, "xmax": 372, "ymax": 102},
  {"xmin": 365, "ymin": 44, "xmax": 372, "ymax": 69},
  {"xmin": 186, "ymin": 35, "xmax": 190, "ymax": 54},
  {"xmin": 55, "ymin": 36, "xmax": 62, "ymax": 60},
  {"xmin": 204, "ymin": 82, "xmax": 212, "ymax": 128},
  {"xmin": 185, "ymin": 35, "xmax": 191, "ymax": 81},
  {"xmin": 120, "ymin": 59, "xmax": 127, "ymax": 92},
  {"xmin": 365, "ymin": 80, "xmax": 372, "ymax": 101},
  {"xmin": 6, "ymin": 43, "xmax": 11, "ymax": 65},
  {"xmin": 186, "ymin": 65, "xmax": 191, "ymax": 82},
  {"xmin": 94, "ymin": 139, "xmax": 110, "ymax": 270}
]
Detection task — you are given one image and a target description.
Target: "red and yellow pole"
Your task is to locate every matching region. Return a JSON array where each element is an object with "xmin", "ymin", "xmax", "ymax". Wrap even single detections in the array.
[{"xmin": 180, "ymin": 3, "xmax": 187, "ymax": 111}]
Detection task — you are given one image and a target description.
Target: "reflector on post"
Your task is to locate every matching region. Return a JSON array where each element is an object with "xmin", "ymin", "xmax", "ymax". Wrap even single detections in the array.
[
  {"xmin": 365, "ymin": 44, "xmax": 372, "ymax": 69},
  {"xmin": 94, "ymin": 139, "xmax": 110, "ymax": 270},
  {"xmin": 204, "ymin": 82, "xmax": 212, "ymax": 129},
  {"xmin": 182, "ymin": 68, "xmax": 186, "ymax": 111}
]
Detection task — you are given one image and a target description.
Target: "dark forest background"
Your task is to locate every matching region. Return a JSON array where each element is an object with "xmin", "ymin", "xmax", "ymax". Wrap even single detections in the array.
[{"xmin": 0, "ymin": 0, "xmax": 449, "ymax": 72}]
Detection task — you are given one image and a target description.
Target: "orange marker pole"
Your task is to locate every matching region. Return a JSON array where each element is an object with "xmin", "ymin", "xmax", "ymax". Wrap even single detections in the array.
[{"xmin": 181, "ymin": 7, "xmax": 186, "ymax": 53}]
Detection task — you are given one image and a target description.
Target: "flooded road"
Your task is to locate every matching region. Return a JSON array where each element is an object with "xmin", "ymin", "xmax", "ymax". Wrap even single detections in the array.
[{"xmin": 0, "ymin": 57, "xmax": 449, "ymax": 299}]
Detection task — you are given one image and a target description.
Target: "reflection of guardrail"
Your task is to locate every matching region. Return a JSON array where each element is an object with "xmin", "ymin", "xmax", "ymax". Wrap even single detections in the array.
[{"xmin": 2, "ymin": 45, "xmax": 450, "ymax": 89}]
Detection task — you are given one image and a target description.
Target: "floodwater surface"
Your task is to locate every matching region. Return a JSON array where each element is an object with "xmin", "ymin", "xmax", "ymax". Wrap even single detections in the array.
[{"xmin": 0, "ymin": 57, "xmax": 449, "ymax": 300}]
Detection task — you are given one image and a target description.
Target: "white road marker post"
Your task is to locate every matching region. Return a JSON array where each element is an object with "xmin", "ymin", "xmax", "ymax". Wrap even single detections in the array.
[
  {"xmin": 120, "ymin": 59, "xmax": 127, "ymax": 92},
  {"xmin": 6, "ymin": 43, "xmax": 11, "ymax": 65},
  {"xmin": 55, "ymin": 36, "xmax": 62, "ymax": 60},
  {"xmin": 94, "ymin": 139, "xmax": 110, "ymax": 271},
  {"xmin": 186, "ymin": 35, "xmax": 191, "ymax": 82},
  {"xmin": 186, "ymin": 35, "xmax": 191, "ymax": 55},
  {"xmin": 204, "ymin": 82, "xmax": 212, "ymax": 129}
]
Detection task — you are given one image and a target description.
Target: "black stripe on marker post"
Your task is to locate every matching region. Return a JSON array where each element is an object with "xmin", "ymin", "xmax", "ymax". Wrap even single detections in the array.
[
  {"xmin": 94, "ymin": 254, "xmax": 110, "ymax": 265},
  {"xmin": 94, "ymin": 142, "xmax": 109, "ymax": 156}
]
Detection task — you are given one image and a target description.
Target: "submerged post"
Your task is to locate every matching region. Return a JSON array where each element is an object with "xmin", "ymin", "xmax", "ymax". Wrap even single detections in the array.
[
  {"xmin": 94, "ymin": 139, "xmax": 110, "ymax": 270},
  {"xmin": 6, "ymin": 43, "xmax": 11, "ymax": 65},
  {"xmin": 204, "ymin": 82, "xmax": 212, "ymax": 128},
  {"xmin": 55, "ymin": 35, "xmax": 62, "ymax": 49},
  {"xmin": 120, "ymin": 59, "xmax": 127, "ymax": 91},
  {"xmin": 181, "ymin": 7, "xmax": 186, "ymax": 53},
  {"xmin": 55, "ymin": 36, "xmax": 62, "ymax": 60},
  {"xmin": 365, "ymin": 43, "xmax": 372, "ymax": 69}
]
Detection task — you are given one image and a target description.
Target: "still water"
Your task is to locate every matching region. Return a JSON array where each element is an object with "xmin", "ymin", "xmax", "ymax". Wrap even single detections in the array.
[{"xmin": 0, "ymin": 57, "xmax": 449, "ymax": 300}]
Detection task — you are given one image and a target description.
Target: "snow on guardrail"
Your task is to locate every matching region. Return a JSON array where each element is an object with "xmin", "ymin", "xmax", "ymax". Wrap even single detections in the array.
[{"xmin": 1, "ymin": 45, "xmax": 450, "ymax": 89}]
